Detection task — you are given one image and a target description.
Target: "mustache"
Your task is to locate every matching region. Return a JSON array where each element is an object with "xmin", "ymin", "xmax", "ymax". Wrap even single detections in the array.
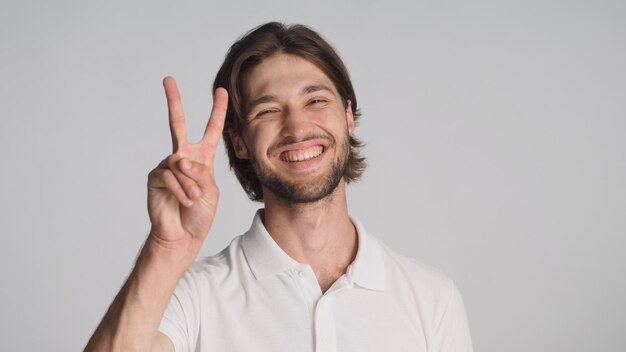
[{"xmin": 268, "ymin": 133, "xmax": 334, "ymax": 155}]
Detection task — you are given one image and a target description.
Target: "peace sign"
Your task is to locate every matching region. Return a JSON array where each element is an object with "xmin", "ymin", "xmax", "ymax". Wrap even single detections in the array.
[{"xmin": 147, "ymin": 76, "xmax": 228, "ymax": 254}]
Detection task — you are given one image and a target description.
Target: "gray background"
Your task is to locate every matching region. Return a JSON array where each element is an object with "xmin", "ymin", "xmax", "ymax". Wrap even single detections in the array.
[{"xmin": 1, "ymin": 0, "xmax": 624, "ymax": 351}]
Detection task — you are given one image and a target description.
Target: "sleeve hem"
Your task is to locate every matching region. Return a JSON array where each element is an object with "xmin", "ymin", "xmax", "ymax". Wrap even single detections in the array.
[{"xmin": 158, "ymin": 320, "xmax": 186, "ymax": 352}]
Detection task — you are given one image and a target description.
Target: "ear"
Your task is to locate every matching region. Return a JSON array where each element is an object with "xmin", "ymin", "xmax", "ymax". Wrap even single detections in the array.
[
  {"xmin": 345, "ymin": 100, "xmax": 355, "ymax": 135},
  {"xmin": 230, "ymin": 131, "xmax": 249, "ymax": 159}
]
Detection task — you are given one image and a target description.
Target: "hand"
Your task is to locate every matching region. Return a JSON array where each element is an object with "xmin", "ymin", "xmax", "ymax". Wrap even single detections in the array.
[{"xmin": 147, "ymin": 76, "xmax": 228, "ymax": 252}]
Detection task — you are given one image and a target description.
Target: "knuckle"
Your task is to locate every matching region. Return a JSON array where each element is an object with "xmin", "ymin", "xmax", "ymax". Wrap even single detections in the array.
[
  {"xmin": 182, "ymin": 178, "xmax": 197, "ymax": 191},
  {"xmin": 148, "ymin": 168, "xmax": 162, "ymax": 181},
  {"xmin": 162, "ymin": 169, "xmax": 176, "ymax": 184},
  {"xmin": 165, "ymin": 154, "xmax": 180, "ymax": 167}
]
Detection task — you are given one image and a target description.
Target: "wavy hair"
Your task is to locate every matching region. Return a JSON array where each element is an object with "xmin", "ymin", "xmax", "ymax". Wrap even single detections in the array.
[{"xmin": 213, "ymin": 22, "xmax": 366, "ymax": 201}]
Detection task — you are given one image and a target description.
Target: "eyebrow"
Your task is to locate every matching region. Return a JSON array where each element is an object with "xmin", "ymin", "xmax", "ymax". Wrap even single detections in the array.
[
  {"xmin": 246, "ymin": 94, "xmax": 278, "ymax": 112},
  {"xmin": 246, "ymin": 84, "xmax": 335, "ymax": 112},
  {"xmin": 300, "ymin": 84, "xmax": 333, "ymax": 96}
]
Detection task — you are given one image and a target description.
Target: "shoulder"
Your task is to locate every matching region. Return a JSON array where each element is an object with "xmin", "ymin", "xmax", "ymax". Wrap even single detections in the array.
[
  {"xmin": 176, "ymin": 235, "xmax": 247, "ymax": 291},
  {"xmin": 352, "ymin": 217, "xmax": 459, "ymax": 300},
  {"xmin": 376, "ymin": 238, "xmax": 458, "ymax": 302},
  {"xmin": 373, "ymin": 238, "xmax": 470, "ymax": 334},
  {"xmin": 373, "ymin": 239, "xmax": 473, "ymax": 350}
]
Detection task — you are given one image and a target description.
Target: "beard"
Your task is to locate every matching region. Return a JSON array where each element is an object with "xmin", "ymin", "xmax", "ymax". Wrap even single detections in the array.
[{"xmin": 249, "ymin": 134, "xmax": 350, "ymax": 204}]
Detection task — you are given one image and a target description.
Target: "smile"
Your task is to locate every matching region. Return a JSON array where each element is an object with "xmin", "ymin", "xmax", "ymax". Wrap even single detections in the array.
[{"xmin": 280, "ymin": 145, "xmax": 324, "ymax": 162}]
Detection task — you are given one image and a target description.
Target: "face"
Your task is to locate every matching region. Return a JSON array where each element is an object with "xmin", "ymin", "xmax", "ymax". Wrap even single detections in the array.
[{"xmin": 232, "ymin": 53, "xmax": 355, "ymax": 203}]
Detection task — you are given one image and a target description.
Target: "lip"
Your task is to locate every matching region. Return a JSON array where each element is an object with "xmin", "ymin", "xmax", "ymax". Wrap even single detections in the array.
[{"xmin": 270, "ymin": 139, "xmax": 331, "ymax": 171}]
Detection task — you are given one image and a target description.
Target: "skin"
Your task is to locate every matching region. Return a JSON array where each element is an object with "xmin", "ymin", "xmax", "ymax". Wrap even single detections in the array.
[
  {"xmin": 86, "ymin": 78, "xmax": 227, "ymax": 351},
  {"xmin": 233, "ymin": 53, "xmax": 358, "ymax": 292},
  {"xmin": 86, "ymin": 54, "xmax": 358, "ymax": 351}
]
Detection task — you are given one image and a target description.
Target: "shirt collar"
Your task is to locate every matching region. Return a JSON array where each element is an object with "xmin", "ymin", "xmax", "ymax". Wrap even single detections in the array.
[
  {"xmin": 241, "ymin": 210, "xmax": 300, "ymax": 279},
  {"xmin": 241, "ymin": 209, "xmax": 387, "ymax": 291},
  {"xmin": 348, "ymin": 218, "xmax": 386, "ymax": 291}
]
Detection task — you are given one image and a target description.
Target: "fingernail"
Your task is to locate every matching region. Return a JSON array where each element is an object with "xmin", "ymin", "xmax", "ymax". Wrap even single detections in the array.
[{"xmin": 180, "ymin": 158, "xmax": 190, "ymax": 170}]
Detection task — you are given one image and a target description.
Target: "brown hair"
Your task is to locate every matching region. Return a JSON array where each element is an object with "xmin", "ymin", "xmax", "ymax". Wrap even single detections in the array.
[{"xmin": 213, "ymin": 22, "xmax": 365, "ymax": 201}]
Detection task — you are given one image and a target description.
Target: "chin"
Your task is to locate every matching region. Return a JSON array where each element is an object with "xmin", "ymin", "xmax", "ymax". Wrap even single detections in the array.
[{"xmin": 255, "ymin": 157, "xmax": 347, "ymax": 204}]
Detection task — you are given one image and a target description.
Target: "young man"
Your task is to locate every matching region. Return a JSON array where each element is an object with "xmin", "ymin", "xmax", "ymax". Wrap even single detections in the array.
[{"xmin": 86, "ymin": 22, "xmax": 473, "ymax": 352}]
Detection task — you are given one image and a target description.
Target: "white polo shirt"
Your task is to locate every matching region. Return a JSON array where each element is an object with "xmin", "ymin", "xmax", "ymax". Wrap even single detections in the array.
[{"xmin": 159, "ymin": 210, "xmax": 473, "ymax": 352}]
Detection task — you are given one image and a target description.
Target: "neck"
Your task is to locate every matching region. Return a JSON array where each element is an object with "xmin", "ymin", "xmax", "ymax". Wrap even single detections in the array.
[{"xmin": 262, "ymin": 181, "xmax": 357, "ymax": 292}]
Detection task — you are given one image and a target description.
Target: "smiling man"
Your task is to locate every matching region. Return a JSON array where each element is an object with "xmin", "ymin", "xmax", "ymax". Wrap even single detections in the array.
[
  {"xmin": 233, "ymin": 54, "xmax": 355, "ymax": 206},
  {"xmin": 86, "ymin": 22, "xmax": 473, "ymax": 352}
]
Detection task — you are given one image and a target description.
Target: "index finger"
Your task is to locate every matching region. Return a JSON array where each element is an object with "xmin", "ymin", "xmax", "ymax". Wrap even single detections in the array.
[
  {"xmin": 201, "ymin": 87, "xmax": 228, "ymax": 149},
  {"xmin": 163, "ymin": 76, "xmax": 188, "ymax": 153}
]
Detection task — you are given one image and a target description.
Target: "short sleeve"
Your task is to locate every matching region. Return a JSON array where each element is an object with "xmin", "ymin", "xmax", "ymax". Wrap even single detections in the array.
[
  {"xmin": 158, "ymin": 273, "xmax": 201, "ymax": 352},
  {"xmin": 435, "ymin": 282, "xmax": 474, "ymax": 352}
]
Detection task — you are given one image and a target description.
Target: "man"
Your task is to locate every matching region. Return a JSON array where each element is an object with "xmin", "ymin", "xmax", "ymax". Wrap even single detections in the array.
[{"xmin": 86, "ymin": 22, "xmax": 473, "ymax": 351}]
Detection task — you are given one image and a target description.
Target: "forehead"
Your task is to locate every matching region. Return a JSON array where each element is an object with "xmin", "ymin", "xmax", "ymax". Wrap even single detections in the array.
[{"xmin": 241, "ymin": 53, "xmax": 338, "ymax": 100}]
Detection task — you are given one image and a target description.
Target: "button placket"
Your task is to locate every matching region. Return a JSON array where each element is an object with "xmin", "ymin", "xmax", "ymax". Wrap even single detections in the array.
[
  {"xmin": 313, "ymin": 273, "xmax": 356, "ymax": 352},
  {"xmin": 291, "ymin": 265, "xmax": 323, "ymax": 327},
  {"xmin": 314, "ymin": 294, "xmax": 336, "ymax": 352}
]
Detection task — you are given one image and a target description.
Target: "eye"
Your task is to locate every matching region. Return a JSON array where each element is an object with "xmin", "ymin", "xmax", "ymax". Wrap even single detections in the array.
[
  {"xmin": 255, "ymin": 108, "xmax": 278, "ymax": 118},
  {"xmin": 308, "ymin": 98, "xmax": 328, "ymax": 106}
]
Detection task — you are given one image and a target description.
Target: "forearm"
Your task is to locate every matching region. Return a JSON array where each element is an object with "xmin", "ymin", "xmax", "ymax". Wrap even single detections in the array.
[
  {"xmin": 86, "ymin": 77, "xmax": 225, "ymax": 351},
  {"xmin": 85, "ymin": 238, "xmax": 199, "ymax": 351}
]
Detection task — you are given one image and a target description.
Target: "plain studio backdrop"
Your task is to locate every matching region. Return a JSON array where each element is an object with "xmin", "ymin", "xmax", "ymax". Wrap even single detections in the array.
[{"xmin": 1, "ymin": 0, "xmax": 624, "ymax": 351}]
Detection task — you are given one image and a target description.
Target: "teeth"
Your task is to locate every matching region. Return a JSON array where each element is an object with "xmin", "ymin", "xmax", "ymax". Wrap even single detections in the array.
[{"xmin": 282, "ymin": 146, "xmax": 323, "ymax": 162}]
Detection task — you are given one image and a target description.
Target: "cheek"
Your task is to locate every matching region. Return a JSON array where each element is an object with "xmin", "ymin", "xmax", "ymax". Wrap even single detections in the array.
[
  {"xmin": 245, "ymin": 127, "xmax": 275, "ymax": 155},
  {"xmin": 322, "ymin": 115, "xmax": 350, "ymax": 135}
]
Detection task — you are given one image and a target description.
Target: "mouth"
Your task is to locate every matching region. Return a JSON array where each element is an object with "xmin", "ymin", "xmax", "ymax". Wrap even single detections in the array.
[{"xmin": 279, "ymin": 145, "xmax": 325, "ymax": 162}]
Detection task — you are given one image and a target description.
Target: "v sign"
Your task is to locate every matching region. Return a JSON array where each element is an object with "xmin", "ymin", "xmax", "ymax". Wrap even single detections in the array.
[{"xmin": 147, "ymin": 76, "xmax": 228, "ymax": 255}]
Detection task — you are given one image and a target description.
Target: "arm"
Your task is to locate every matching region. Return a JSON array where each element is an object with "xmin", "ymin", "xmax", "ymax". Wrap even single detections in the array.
[
  {"xmin": 85, "ymin": 77, "xmax": 228, "ymax": 351},
  {"xmin": 85, "ymin": 241, "xmax": 190, "ymax": 352}
]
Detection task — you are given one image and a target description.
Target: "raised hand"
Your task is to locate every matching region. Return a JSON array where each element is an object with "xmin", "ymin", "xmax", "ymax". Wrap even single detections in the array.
[{"xmin": 147, "ymin": 76, "xmax": 228, "ymax": 252}]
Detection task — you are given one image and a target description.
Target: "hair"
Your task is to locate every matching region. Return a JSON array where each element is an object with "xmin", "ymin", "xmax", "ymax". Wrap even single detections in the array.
[{"xmin": 213, "ymin": 22, "xmax": 366, "ymax": 201}]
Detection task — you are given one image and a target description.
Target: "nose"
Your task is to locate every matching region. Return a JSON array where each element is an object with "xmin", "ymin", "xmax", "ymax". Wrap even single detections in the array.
[{"xmin": 280, "ymin": 106, "xmax": 314, "ymax": 140}]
